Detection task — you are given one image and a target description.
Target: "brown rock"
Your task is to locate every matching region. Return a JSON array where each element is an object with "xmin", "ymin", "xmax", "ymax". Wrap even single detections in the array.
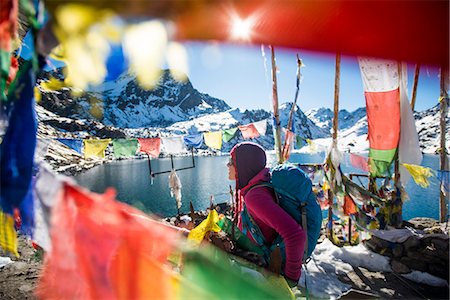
[
  {"xmin": 400, "ymin": 257, "xmax": 428, "ymax": 272},
  {"xmin": 391, "ymin": 259, "xmax": 411, "ymax": 274},
  {"xmin": 403, "ymin": 236, "xmax": 420, "ymax": 250},
  {"xmin": 392, "ymin": 244, "xmax": 403, "ymax": 258}
]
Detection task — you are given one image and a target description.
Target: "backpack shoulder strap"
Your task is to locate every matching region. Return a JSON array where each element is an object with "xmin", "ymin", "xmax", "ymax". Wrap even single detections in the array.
[{"xmin": 247, "ymin": 183, "xmax": 280, "ymax": 204}]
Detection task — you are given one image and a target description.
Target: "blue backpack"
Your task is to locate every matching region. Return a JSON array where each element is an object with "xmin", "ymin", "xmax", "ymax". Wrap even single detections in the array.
[{"xmin": 241, "ymin": 163, "xmax": 322, "ymax": 263}]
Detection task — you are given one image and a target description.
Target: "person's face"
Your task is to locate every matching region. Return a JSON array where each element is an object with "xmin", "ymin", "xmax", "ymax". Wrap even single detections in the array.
[{"xmin": 227, "ymin": 157, "xmax": 236, "ymax": 180}]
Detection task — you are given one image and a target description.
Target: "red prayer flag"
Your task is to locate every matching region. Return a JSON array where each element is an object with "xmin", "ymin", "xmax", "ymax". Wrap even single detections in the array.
[
  {"xmin": 350, "ymin": 153, "xmax": 369, "ymax": 172},
  {"xmin": 138, "ymin": 137, "xmax": 161, "ymax": 158},
  {"xmin": 0, "ymin": 0, "xmax": 18, "ymax": 51},
  {"xmin": 343, "ymin": 195, "xmax": 357, "ymax": 216},
  {"xmin": 238, "ymin": 124, "xmax": 260, "ymax": 139},
  {"xmin": 37, "ymin": 183, "xmax": 180, "ymax": 300},
  {"xmin": 365, "ymin": 89, "xmax": 400, "ymax": 150}
]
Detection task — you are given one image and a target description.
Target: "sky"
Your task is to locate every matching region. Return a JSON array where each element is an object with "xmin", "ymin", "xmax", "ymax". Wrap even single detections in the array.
[{"xmin": 183, "ymin": 41, "xmax": 442, "ymax": 113}]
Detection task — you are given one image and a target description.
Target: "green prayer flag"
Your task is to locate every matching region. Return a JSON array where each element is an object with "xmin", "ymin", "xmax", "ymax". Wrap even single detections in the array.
[
  {"xmin": 181, "ymin": 245, "xmax": 288, "ymax": 299},
  {"xmin": 1, "ymin": 50, "xmax": 11, "ymax": 102},
  {"xmin": 368, "ymin": 148, "xmax": 396, "ymax": 177},
  {"xmin": 222, "ymin": 128, "xmax": 238, "ymax": 143},
  {"xmin": 112, "ymin": 139, "xmax": 138, "ymax": 158}
]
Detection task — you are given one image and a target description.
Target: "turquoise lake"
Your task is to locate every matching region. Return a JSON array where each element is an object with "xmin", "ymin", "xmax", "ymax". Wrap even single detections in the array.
[{"xmin": 75, "ymin": 153, "xmax": 444, "ymax": 221}]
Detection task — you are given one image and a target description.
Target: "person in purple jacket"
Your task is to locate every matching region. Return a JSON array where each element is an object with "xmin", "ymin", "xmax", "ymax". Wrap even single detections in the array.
[{"xmin": 228, "ymin": 142, "xmax": 306, "ymax": 287}]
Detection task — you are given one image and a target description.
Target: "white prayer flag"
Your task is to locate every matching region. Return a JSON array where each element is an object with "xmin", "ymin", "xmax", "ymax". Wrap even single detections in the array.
[
  {"xmin": 253, "ymin": 119, "xmax": 268, "ymax": 136},
  {"xmin": 161, "ymin": 136, "xmax": 188, "ymax": 155}
]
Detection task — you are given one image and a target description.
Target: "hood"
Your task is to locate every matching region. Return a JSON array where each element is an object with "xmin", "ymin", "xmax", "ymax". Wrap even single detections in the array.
[{"xmin": 230, "ymin": 142, "xmax": 267, "ymax": 189}]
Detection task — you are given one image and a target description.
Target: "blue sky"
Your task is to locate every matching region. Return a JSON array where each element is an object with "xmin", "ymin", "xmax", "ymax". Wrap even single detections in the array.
[{"xmin": 184, "ymin": 41, "xmax": 441, "ymax": 113}]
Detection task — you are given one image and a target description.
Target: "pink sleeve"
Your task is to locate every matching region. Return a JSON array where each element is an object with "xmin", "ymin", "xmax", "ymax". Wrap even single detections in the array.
[{"xmin": 245, "ymin": 188, "xmax": 306, "ymax": 281}]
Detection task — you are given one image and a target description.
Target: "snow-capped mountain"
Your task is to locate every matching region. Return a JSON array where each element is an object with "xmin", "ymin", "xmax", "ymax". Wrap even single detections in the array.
[
  {"xmin": 38, "ymin": 69, "xmax": 231, "ymax": 128},
  {"xmin": 306, "ymin": 107, "xmax": 366, "ymax": 133}
]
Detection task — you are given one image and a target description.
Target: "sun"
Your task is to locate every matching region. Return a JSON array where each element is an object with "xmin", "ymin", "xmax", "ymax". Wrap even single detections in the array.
[{"xmin": 230, "ymin": 15, "xmax": 253, "ymax": 41}]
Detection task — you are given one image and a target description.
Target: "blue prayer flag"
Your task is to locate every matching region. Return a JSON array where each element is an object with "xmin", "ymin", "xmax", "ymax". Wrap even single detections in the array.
[
  {"xmin": 183, "ymin": 134, "xmax": 203, "ymax": 149},
  {"xmin": 0, "ymin": 61, "xmax": 37, "ymax": 216},
  {"xmin": 57, "ymin": 138, "xmax": 83, "ymax": 154}
]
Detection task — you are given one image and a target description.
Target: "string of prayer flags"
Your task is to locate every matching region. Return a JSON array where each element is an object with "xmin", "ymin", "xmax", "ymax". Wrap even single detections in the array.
[
  {"xmin": 238, "ymin": 124, "xmax": 260, "ymax": 139},
  {"xmin": 204, "ymin": 131, "xmax": 222, "ymax": 150},
  {"xmin": 222, "ymin": 127, "xmax": 238, "ymax": 143},
  {"xmin": 253, "ymin": 119, "xmax": 267, "ymax": 136},
  {"xmin": 187, "ymin": 209, "xmax": 221, "ymax": 245},
  {"xmin": 112, "ymin": 139, "xmax": 138, "ymax": 158},
  {"xmin": 138, "ymin": 137, "xmax": 161, "ymax": 158},
  {"xmin": 0, "ymin": 210, "xmax": 19, "ymax": 257},
  {"xmin": 161, "ymin": 136, "xmax": 187, "ymax": 155},
  {"xmin": 0, "ymin": 61, "xmax": 37, "ymax": 215},
  {"xmin": 401, "ymin": 163, "xmax": 434, "ymax": 188},
  {"xmin": 350, "ymin": 153, "xmax": 369, "ymax": 172},
  {"xmin": 183, "ymin": 133, "xmax": 203, "ymax": 148},
  {"xmin": 437, "ymin": 170, "xmax": 449, "ymax": 195},
  {"xmin": 83, "ymin": 139, "xmax": 111, "ymax": 159},
  {"xmin": 57, "ymin": 138, "xmax": 83, "ymax": 154},
  {"xmin": 359, "ymin": 58, "xmax": 400, "ymax": 178}
]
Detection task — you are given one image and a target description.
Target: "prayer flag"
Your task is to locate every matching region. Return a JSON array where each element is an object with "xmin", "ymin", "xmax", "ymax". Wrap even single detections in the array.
[
  {"xmin": 181, "ymin": 246, "xmax": 288, "ymax": 299},
  {"xmin": 161, "ymin": 136, "xmax": 187, "ymax": 155},
  {"xmin": 281, "ymin": 129, "xmax": 295, "ymax": 161},
  {"xmin": 84, "ymin": 139, "xmax": 111, "ymax": 159},
  {"xmin": 0, "ymin": 61, "xmax": 37, "ymax": 215},
  {"xmin": 306, "ymin": 139, "xmax": 316, "ymax": 153},
  {"xmin": 238, "ymin": 124, "xmax": 260, "ymax": 139},
  {"xmin": 359, "ymin": 58, "xmax": 401, "ymax": 177},
  {"xmin": 398, "ymin": 63, "xmax": 422, "ymax": 185},
  {"xmin": 187, "ymin": 209, "xmax": 221, "ymax": 245},
  {"xmin": 35, "ymin": 138, "xmax": 51, "ymax": 163},
  {"xmin": 350, "ymin": 153, "xmax": 369, "ymax": 172},
  {"xmin": 112, "ymin": 139, "xmax": 138, "ymax": 158},
  {"xmin": 401, "ymin": 163, "xmax": 433, "ymax": 188},
  {"xmin": 33, "ymin": 166, "xmax": 62, "ymax": 252},
  {"xmin": 138, "ymin": 137, "xmax": 161, "ymax": 158},
  {"xmin": 296, "ymin": 136, "xmax": 306, "ymax": 149},
  {"xmin": 37, "ymin": 183, "xmax": 180, "ymax": 300},
  {"xmin": 343, "ymin": 195, "xmax": 357, "ymax": 216},
  {"xmin": 0, "ymin": 210, "xmax": 18, "ymax": 257},
  {"xmin": 204, "ymin": 131, "xmax": 222, "ymax": 150},
  {"xmin": 222, "ymin": 127, "xmax": 238, "ymax": 143},
  {"xmin": 253, "ymin": 119, "xmax": 267, "ymax": 136},
  {"xmin": 0, "ymin": 0, "xmax": 18, "ymax": 101},
  {"xmin": 437, "ymin": 170, "xmax": 449, "ymax": 195},
  {"xmin": 183, "ymin": 134, "xmax": 203, "ymax": 148},
  {"xmin": 57, "ymin": 138, "xmax": 83, "ymax": 154}
]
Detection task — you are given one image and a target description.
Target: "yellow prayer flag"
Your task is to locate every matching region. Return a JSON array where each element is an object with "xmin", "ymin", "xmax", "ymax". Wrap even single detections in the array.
[
  {"xmin": 40, "ymin": 77, "xmax": 66, "ymax": 91},
  {"xmin": 188, "ymin": 210, "xmax": 221, "ymax": 245},
  {"xmin": 306, "ymin": 139, "xmax": 317, "ymax": 153},
  {"xmin": 401, "ymin": 163, "xmax": 434, "ymax": 188},
  {"xmin": 203, "ymin": 131, "xmax": 222, "ymax": 150},
  {"xmin": 84, "ymin": 139, "xmax": 111, "ymax": 159},
  {"xmin": 0, "ymin": 211, "xmax": 19, "ymax": 257}
]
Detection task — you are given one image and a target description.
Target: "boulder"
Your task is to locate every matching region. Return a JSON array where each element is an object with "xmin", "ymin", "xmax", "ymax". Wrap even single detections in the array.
[
  {"xmin": 391, "ymin": 260, "xmax": 411, "ymax": 274},
  {"xmin": 400, "ymin": 257, "xmax": 428, "ymax": 272},
  {"xmin": 403, "ymin": 236, "xmax": 420, "ymax": 250},
  {"xmin": 392, "ymin": 244, "xmax": 403, "ymax": 258}
]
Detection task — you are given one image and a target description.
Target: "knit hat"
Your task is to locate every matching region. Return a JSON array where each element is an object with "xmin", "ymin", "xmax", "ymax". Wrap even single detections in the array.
[{"xmin": 230, "ymin": 142, "xmax": 266, "ymax": 189}]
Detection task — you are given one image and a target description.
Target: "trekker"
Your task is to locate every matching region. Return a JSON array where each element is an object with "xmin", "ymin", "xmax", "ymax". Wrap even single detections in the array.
[{"xmin": 227, "ymin": 142, "xmax": 306, "ymax": 287}]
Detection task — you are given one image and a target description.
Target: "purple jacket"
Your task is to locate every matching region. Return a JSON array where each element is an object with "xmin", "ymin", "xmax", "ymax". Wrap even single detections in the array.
[{"xmin": 230, "ymin": 142, "xmax": 306, "ymax": 281}]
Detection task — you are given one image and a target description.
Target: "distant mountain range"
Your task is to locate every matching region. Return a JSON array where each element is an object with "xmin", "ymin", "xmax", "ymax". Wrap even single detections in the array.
[{"xmin": 37, "ymin": 69, "xmax": 448, "ymax": 154}]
